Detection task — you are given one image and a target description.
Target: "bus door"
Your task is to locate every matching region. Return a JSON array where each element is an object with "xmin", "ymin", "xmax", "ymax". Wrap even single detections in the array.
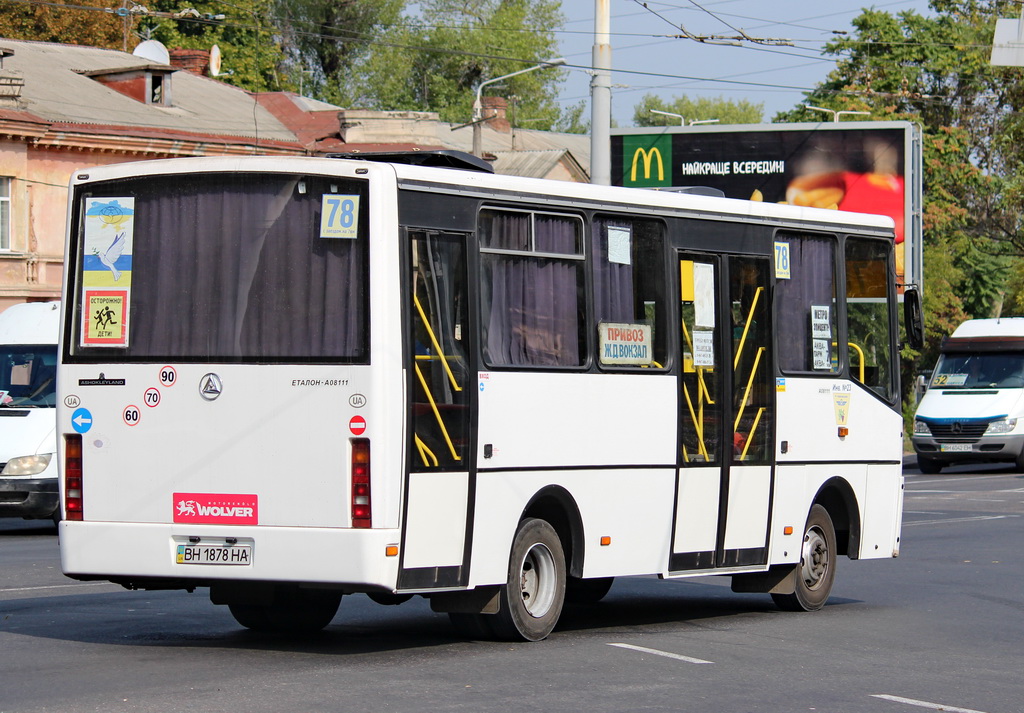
[
  {"xmin": 672, "ymin": 253, "xmax": 774, "ymax": 572},
  {"xmin": 398, "ymin": 230, "xmax": 474, "ymax": 589}
]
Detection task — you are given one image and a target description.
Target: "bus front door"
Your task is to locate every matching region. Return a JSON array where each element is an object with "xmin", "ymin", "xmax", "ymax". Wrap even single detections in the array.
[{"xmin": 672, "ymin": 253, "xmax": 773, "ymax": 572}]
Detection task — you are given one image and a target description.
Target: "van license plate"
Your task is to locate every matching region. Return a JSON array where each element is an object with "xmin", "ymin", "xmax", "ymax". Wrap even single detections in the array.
[
  {"xmin": 940, "ymin": 444, "xmax": 972, "ymax": 453},
  {"xmin": 175, "ymin": 544, "xmax": 252, "ymax": 565}
]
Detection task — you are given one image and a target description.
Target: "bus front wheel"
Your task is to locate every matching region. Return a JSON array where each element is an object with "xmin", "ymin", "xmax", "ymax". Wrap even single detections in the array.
[
  {"xmin": 490, "ymin": 518, "xmax": 566, "ymax": 641},
  {"xmin": 772, "ymin": 504, "xmax": 836, "ymax": 612}
]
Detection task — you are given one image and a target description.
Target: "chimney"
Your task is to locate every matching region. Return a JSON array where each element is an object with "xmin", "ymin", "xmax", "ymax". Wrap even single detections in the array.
[
  {"xmin": 169, "ymin": 49, "xmax": 211, "ymax": 76},
  {"xmin": 481, "ymin": 96, "xmax": 511, "ymax": 133}
]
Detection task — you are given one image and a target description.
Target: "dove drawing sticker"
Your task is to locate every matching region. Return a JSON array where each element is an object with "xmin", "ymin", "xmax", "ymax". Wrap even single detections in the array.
[{"xmin": 83, "ymin": 198, "xmax": 134, "ymax": 287}]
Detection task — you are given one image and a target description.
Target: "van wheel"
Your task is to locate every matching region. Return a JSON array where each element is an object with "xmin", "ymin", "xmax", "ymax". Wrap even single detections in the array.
[
  {"xmin": 229, "ymin": 588, "xmax": 341, "ymax": 633},
  {"xmin": 917, "ymin": 456, "xmax": 942, "ymax": 474},
  {"xmin": 489, "ymin": 518, "xmax": 566, "ymax": 641},
  {"xmin": 772, "ymin": 504, "xmax": 836, "ymax": 612}
]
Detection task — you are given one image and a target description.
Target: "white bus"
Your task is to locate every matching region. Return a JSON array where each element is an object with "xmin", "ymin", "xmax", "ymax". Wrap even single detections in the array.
[{"xmin": 57, "ymin": 152, "xmax": 914, "ymax": 641}]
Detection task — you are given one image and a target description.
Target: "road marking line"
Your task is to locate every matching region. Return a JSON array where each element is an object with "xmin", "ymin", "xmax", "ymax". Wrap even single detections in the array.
[
  {"xmin": 909, "ymin": 475, "xmax": 1016, "ymax": 485},
  {"xmin": 902, "ymin": 515, "xmax": 1015, "ymax": 527},
  {"xmin": 872, "ymin": 694, "xmax": 989, "ymax": 713},
  {"xmin": 1, "ymin": 581, "xmax": 115, "ymax": 593},
  {"xmin": 608, "ymin": 643, "xmax": 713, "ymax": 664}
]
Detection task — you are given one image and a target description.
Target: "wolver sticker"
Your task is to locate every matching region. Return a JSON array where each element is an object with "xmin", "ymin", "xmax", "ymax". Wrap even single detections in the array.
[{"xmin": 173, "ymin": 493, "xmax": 258, "ymax": 525}]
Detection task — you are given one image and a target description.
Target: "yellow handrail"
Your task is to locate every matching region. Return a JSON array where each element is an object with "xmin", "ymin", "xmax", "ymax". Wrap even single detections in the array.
[
  {"xmin": 848, "ymin": 341, "xmax": 865, "ymax": 383},
  {"xmin": 414, "ymin": 434, "xmax": 439, "ymax": 468},
  {"xmin": 682, "ymin": 383, "xmax": 710, "ymax": 461},
  {"xmin": 738, "ymin": 407, "xmax": 766, "ymax": 460},
  {"xmin": 733, "ymin": 346, "xmax": 765, "ymax": 432},
  {"xmin": 413, "ymin": 294, "xmax": 462, "ymax": 393},
  {"xmin": 733, "ymin": 286, "xmax": 764, "ymax": 370},
  {"xmin": 413, "ymin": 362, "xmax": 461, "ymax": 461}
]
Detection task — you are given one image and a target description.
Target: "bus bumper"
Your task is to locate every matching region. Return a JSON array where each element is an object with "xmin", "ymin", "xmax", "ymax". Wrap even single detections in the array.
[{"xmin": 59, "ymin": 521, "xmax": 403, "ymax": 591}]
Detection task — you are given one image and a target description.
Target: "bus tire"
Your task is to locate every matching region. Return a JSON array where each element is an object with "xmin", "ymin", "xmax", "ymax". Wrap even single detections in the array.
[
  {"xmin": 917, "ymin": 456, "xmax": 942, "ymax": 474},
  {"xmin": 489, "ymin": 518, "xmax": 566, "ymax": 641},
  {"xmin": 771, "ymin": 504, "xmax": 836, "ymax": 612},
  {"xmin": 565, "ymin": 576, "xmax": 614, "ymax": 604},
  {"xmin": 229, "ymin": 588, "xmax": 342, "ymax": 633}
]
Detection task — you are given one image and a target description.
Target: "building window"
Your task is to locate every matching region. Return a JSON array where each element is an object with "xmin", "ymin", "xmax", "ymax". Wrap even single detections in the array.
[{"xmin": 0, "ymin": 177, "xmax": 11, "ymax": 251}]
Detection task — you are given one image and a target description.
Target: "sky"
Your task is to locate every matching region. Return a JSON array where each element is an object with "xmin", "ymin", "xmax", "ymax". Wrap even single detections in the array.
[{"xmin": 552, "ymin": 0, "xmax": 936, "ymax": 126}]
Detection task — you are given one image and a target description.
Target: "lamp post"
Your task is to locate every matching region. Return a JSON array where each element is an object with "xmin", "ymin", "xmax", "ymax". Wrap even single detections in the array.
[
  {"xmin": 805, "ymin": 104, "xmax": 871, "ymax": 122},
  {"xmin": 648, "ymin": 110, "xmax": 720, "ymax": 126},
  {"xmin": 472, "ymin": 57, "xmax": 566, "ymax": 157}
]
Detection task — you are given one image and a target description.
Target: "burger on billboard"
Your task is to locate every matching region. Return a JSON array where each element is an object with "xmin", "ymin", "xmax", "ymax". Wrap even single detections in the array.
[{"xmin": 611, "ymin": 122, "xmax": 922, "ymax": 289}]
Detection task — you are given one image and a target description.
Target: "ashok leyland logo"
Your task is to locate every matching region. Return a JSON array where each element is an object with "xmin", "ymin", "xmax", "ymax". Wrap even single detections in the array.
[
  {"xmin": 173, "ymin": 493, "xmax": 258, "ymax": 525},
  {"xmin": 623, "ymin": 134, "xmax": 672, "ymax": 187}
]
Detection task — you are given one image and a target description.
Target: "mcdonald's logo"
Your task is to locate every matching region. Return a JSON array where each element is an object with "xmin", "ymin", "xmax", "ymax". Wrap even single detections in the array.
[{"xmin": 630, "ymin": 147, "xmax": 665, "ymax": 182}]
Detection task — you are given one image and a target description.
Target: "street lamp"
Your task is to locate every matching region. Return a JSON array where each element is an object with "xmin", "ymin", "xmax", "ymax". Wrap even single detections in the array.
[
  {"xmin": 471, "ymin": 58, "xmax": 565, "ymax": 157},
  {"xmin": 805, "ymin": 104, "xmax": 871, "ymax": 122},
  {"xmin": 473, "ymin": 57, "xmax": 566, "ymax": 121},
  {"xmin": 649, "ymin": 111, "xmax": 720, "ymax": 126}
]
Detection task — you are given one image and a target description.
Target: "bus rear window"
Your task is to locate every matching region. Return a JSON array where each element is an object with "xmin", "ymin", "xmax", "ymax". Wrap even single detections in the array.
[{"xmin": 66, "ymin": 173, "xmax": 369, "ymax": 363}]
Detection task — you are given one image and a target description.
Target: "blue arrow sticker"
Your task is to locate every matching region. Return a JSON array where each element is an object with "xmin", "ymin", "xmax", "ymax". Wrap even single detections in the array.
[{"xmin": 72, "ymin": 407, "xmax": 93, "ymax": 434}]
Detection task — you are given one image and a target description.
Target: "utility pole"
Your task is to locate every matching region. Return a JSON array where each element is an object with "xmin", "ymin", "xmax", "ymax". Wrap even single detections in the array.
[{"xmin": 590, "ymin": 0, "xmax": 611, "ymax": 185}]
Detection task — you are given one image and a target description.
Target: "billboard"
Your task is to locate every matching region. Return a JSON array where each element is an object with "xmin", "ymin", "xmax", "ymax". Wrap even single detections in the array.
[{"xmin": 611, "ymin": 122, "xmax": 922, "ymax": 290}]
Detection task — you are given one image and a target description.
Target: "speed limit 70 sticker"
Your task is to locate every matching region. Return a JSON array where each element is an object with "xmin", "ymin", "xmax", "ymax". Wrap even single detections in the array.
[
  {"xmin": 144, "ymin": 387, "xmax": 161, "ymax": 408},
  {"xmin": 123, "ymin": 404, "xmax": 141, "ymax": 426}
]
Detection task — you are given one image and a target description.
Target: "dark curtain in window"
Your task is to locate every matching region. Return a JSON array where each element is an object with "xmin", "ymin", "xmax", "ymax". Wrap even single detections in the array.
[
  {"xmin": 480, "ymin": 212, "xmax": 582, "ymax": 367},
  {"xmin": 83, "ymin": 175, "xmax": 367, "ymax": 361},
  {"xmin": 776, "ymin": 236, "xmax": 835, "ymax": 372}
]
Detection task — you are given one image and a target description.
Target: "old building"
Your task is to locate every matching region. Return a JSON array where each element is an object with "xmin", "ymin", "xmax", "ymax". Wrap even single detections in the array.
[{"xmin": 0, "ymin": 38, "xmax": 589, "ymax": 310}]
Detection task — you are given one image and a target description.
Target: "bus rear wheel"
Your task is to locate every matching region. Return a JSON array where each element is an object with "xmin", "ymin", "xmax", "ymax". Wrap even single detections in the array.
[
  {"xmin": 489, "ymin": 518, "xmax": 566, "ymax": 641},
  {"xmin": 772, "ymin": 504, "xmax": 836, "ymax": 612},
  {"xmin": 229, "ymin": 587, "xmax": 342, "ymax": 633}
]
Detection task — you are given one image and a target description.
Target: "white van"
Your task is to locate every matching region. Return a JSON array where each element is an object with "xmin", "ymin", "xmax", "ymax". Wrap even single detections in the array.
[
  {"xmin": 912, "ymin": 317, "xmax": 1024, "ymax": 474},
  {"xmin": 0, "ymin": 301, "xmax": 60, "ymax": 523}
]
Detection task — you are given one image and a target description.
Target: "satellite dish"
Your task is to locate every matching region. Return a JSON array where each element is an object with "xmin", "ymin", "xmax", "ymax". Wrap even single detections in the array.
[
  {"xmin": 209, "ymin": 45, "xmax": 222, "ymax": 77},
  {"xmin": 133, "ymin": 40, "xmax": 170, "ymax": 65}
]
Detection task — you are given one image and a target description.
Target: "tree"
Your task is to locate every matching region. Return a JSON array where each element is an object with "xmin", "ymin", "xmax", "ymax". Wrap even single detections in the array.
[
  {"xmin": 272, "ymin": 0, "xmax": 404, "ymax": 102},
  {"xmin": 339, "ymin": 0, "xmax": 565, "ymax": 127},
  {"xmin": 632, "ymin": 94, "xmax": 763, "ymax": 126},
  {"xmin": 0, "ymin": 0, "xmax": 125, "ymax": 49}
]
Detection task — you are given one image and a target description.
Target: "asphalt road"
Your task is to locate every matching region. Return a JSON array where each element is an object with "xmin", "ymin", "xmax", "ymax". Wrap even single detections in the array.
[{"xmin": 1, "ymin": 464, "xmax": 1021, "ymax": 713}]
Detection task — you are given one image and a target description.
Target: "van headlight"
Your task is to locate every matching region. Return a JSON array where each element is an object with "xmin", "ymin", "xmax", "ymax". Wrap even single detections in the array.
[
  {"xmin": 985, "ymin": 418, "xmax": 1018, "ymax": 435},
  {"xmin": 913, "ymin": 419, "xmax": 931, "ymax": 436},
  {"xmin": 1, "ymin": 453, "xmax": 53, "ymax": 476}
]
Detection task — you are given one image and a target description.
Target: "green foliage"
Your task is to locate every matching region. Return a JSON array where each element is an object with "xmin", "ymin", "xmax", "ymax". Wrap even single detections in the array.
[
  {"xmin": 0, "ymin": 0, "xmax": 125, "ymax": 49},
  {"xmin": 553, "ymin": 100, "xmax": 589, "ymax": 134},
  {"xmin": 272, "ymin": 0, "xmax": 404, "ymax": 100},
  {"xmin": 137, "ymin": 0, "xmax": 289, "ymax": 92},
  {"xmin": 338, "ymin": 0, "xmax": 565, "ymax": 126},
  {"xmin": 633, "ymin": 94, "xmax": 763, "ymax": 126}
]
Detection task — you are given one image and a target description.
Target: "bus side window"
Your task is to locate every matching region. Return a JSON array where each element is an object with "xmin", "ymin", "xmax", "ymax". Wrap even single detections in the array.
[
  {"xmin": 775, "ymin": 234, "xmax": 839, "ymax": 375},
  {"xmin": 592, "ymin": 216, "xmax": 668, "ymax": 369},
  {"xmin": 845, "ymin": 237, "xmax": 897, "ymax": 402}
]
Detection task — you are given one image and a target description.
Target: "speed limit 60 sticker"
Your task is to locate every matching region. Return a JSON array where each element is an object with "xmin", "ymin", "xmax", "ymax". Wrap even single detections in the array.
[{"xmin": 123, "ymin": 404, "xmax": 141, "ymax": 426}]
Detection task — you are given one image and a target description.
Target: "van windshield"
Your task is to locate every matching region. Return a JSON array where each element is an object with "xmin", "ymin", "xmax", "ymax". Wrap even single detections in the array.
[
  {"xmin": 0, "ymin": 345, "xmax": 57, "ymax": 407},
  {"xmin": 931, "ymin": 351, "xmax": 1024, "ymax": 389}
]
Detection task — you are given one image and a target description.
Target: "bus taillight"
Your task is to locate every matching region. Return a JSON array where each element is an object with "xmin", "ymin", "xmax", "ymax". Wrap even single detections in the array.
[
  {"xmin": 64, "ymin": 434, "xmax": 83, "ymax": 521},
  {"xmin": 351, "ymin": 438, "xmax": 371, "ymax": 528}
]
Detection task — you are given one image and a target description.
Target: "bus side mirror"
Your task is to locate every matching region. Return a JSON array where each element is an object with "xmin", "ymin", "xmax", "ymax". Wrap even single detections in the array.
[{"xmin": 903, "ymin": 288, "xmax": 924, "ymax": 350}]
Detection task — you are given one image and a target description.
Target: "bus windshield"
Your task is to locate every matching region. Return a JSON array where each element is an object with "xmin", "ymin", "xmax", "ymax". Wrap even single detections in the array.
[
  {"xmin": 0, "ymin": 345, "xmax": 57, "ymax": 407},
  {"xmin": 931, "ymin": 351, "xmax": 1024, "ymax": 389},
  {"xmin": 67, "ymin": 173, "xmax": 369, "ymax": 363}
]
